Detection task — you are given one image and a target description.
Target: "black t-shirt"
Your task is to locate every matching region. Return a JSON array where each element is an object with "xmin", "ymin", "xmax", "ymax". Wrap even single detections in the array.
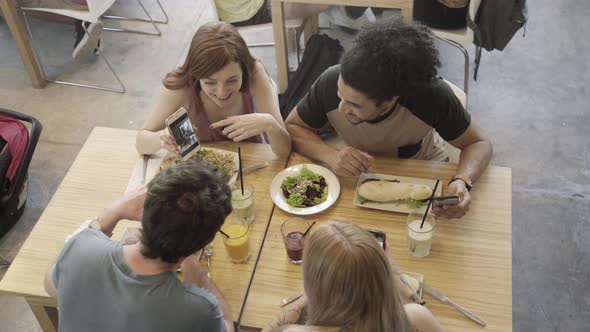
[{"xmin": 296, "ymin": 65, "xmax": 471, "ymax": 142}]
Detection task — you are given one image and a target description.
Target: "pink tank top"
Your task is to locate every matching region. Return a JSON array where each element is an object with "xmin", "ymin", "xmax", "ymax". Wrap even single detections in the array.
[{"xmin": 188, "ymin": 92, "xmax": 266, "ymax": 144}]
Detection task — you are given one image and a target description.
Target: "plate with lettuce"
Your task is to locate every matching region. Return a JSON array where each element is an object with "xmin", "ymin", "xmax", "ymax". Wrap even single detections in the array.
[{"xmin": 270, "ymin": 164, "xmax": 340, "ymax": 215}]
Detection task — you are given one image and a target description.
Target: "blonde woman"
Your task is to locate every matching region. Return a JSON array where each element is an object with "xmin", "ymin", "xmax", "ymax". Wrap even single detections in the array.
[{"xmin": 264, "ymin": 221, "xmax": 444, "ymax": 332}]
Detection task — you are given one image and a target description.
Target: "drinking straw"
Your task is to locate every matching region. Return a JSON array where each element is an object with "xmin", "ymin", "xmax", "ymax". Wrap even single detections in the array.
[
  {"xmin": 218, "ymin": 229, "xmax": 230, "ymax": 238},
  {"xmin": 302, "ymin": 221, "xmax": 316, "ymax": 238},
  {"xmin": 238, "ymin": 147, "xmax": 244, "ymax": 195},
  {"xmin": 420, "ymin": 179, "xmax": 440, "ymax": 229}
]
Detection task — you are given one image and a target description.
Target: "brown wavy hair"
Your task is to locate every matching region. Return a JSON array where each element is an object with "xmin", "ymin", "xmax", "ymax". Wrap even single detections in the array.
[
  {"xmin": 303, "ymin": 221, "xmax": 414, "ymax": 332},
  {"xmin": 163, "ymin": 21, "xmax": 257, "ymax": 102}
]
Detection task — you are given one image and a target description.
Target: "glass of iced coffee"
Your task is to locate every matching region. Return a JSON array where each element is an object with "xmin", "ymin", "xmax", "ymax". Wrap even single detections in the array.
[
  {"xmin": 406, "ymin": 213, "xmax": 436, "ymax": 258},
  {"xmin": 231, "ymin": 184, "xmax": 255, "ymax": 224},
  {"xmin": 280, "ymin": 218, "xmax": 310, "ymax": 264}
]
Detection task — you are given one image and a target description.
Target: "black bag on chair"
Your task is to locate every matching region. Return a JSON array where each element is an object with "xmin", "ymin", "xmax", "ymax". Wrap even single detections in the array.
[
  {"xmin": 413, "ymin": 0, "xmax": 468, "ymax": 29},
  {"xmin": 279, "ymin": 34, "xmax": 343, "ymax": 119},
  {"xmin": 0, "ymin": 109, "xmax": 42, "ymax": 239}
]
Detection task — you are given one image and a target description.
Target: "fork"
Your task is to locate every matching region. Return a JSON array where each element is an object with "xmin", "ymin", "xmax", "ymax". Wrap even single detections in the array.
[{"xmin": 204, "ymin": 243, "xmax": 214, "ymax": 278}]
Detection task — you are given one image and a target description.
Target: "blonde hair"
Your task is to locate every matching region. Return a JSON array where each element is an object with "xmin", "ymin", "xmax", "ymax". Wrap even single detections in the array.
[{"xmin": 302, "ymin": 220, "xmax": 414, "ymax": 332}]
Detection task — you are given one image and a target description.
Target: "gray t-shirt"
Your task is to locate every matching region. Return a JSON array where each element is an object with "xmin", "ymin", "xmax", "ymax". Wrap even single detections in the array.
[{"xmin": 53, "ymin": 228, "xmax": 226, "ymax": 332}]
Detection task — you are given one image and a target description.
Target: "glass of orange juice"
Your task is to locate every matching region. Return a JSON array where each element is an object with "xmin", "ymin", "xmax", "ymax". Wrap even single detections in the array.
[{"xmin": 221, "ymin": 218, "xmax": 250, "ymax": 263}]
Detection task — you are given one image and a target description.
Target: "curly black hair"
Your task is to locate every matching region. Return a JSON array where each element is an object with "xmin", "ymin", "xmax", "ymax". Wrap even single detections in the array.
[
  {"xmin": 340, "ymin": 17, "xmax": 441, "ymax": 103},
  {"xmin": 140, "ymin": 159, "xmax": 232, "ymax": 263}
]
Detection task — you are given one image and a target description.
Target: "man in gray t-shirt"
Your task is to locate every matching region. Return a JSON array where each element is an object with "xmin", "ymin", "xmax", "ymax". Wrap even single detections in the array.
[{"xmin": 44, "ymin": 160, "xmax": 234, "ymax": 332}]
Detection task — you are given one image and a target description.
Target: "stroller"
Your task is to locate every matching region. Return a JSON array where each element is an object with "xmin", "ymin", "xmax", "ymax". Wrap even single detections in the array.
[{"xmin": 0, "ymin": 109, "xmax": 42, "ymax": 242}]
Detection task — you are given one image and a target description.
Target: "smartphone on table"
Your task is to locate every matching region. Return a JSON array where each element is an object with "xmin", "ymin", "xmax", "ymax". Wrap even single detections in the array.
[
  {"xmin": 432, "ymin": 195, "xmax": 460, "ymax": 207},
  {"xmin": 165, "ymin": 107, "xmax": 200, "ymax": 160},
  {"xmin": 367, "ymin": 229, "xmax": 386, "ymax": 249}
]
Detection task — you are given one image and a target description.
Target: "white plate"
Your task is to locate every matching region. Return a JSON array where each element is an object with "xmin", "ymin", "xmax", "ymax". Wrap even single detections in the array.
[
  {"xmin": 354, "ymin": 173, "xmax": 442, "ymax": 214},
  {"xmin": 159, "ymin": 147, "xmax": 239, "ymax": 186},
  {"xmin": 270, "ymin": 164, "xmax": 340, "ymax": 215}
]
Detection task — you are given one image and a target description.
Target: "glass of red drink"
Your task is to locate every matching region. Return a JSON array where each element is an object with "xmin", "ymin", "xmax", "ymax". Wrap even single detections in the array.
[{"xmin": 280, "ymin": 218, "xmax": 310, "ymax": 264}]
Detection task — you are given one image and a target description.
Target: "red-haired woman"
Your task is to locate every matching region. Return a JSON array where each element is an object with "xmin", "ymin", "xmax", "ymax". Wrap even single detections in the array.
[{"xmin": 136, "ymin": 22, "xmax": 291, "ymax": 158}]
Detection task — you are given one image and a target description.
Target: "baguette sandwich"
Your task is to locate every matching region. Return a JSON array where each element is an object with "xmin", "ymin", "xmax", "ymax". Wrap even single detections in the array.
[{"xmin": 357, "ymin": 180, "xmax": 432, "ymax": 208}]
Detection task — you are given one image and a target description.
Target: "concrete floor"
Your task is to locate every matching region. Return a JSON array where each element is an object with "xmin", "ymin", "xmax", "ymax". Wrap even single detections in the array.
[{"xmin": 0, "ymin": 0, "xmax": 589, "ymax": 331}]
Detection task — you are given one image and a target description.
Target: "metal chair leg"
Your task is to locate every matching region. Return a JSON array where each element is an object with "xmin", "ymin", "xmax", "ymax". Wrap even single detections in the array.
[
  {"xmin": 435, "ymin": 36, "xmax": 469, "ymax": 106},
  {"xmin": 474, "ymin": 45, "xmax": 482, "ymax": 81},
  {"xmin": 103, "ymin": 0, "xmax": 161, "ymax": 36},
  {"xmin": 103, "ymin": 0, "xmax": 168, "ymax": 24},
  {"xmin": 246, "ymin": 27, "xmax": 302, "ymax": 66},
  {"xmin": 22, "ymin": 11, "xmax": 125, "ymax": 93},
  {"xmin": 247, "ymin": 42, "xmax": 275, "ymax": 47},
  {"xmin": 294, "ymin": 28, "xmax": 301, "ymax": 65}
]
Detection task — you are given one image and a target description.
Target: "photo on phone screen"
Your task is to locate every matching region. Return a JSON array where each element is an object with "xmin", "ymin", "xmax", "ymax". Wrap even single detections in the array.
[
  {"xmin": 168, "ymin": 112, "xmax": 199, "ymax": 158},
  {"xmin": 368, "ymin": 230, "xmax": 386, "ymax": 249}
]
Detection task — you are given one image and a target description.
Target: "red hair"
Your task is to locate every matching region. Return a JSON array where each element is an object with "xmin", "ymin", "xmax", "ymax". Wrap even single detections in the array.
[{"xmin": 163, "ymin": 22, "xmax": 257, "ymax": 102}]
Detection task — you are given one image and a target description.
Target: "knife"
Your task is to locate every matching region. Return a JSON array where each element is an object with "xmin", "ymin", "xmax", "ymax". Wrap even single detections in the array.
[
  {"xmin": 233, "ymin": 162, "xmax": 270, "ymax": 175},
  {"xmin": 141, "ymin": 155, "xmax": 149, "ymax": 184},
  {"xmin": 421, "ymin": 282, "xmax": 487, "ymax": 327},
  {"xmin": 279, "ymin": 291, "xmax": 304, "ymax": 307}
]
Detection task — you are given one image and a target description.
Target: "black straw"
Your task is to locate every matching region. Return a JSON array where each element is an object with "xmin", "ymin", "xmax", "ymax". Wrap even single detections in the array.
[
  {"xmin": 302, "ymin": 221, "xmax": 316, "ymax": 238},
  {"xmin": 218, "ymin": 229, "xmax": 230, "ymax": 238},
  {"xmin": 420, "ymin": 179, "xmax": 440, "ymax": 229},
  {"xmin": 238, "ymin": 147, "xmax": 244, "ymax": 195}
]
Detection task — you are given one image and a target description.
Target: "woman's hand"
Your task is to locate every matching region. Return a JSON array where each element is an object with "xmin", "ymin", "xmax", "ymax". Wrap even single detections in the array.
[
  {"xmin": 210, "ymin": 114, "xmax": 274, "ymax": 142},
  {"xmin": 159, "ymin": 128, "xmax": 180, "ymax": 156}
]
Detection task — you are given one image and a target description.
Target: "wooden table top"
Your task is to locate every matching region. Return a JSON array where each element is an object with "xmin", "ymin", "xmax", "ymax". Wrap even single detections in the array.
[
  {"xmin": 0, "ymin": 127, "xmax": 138, "ymax": 306},
  {"xmin": 175, "ymin": 139, "xmax": 288, "ymax": 317},
  {"xmin": 240, "ymin": 153, "xmax": 512, "ymax": 331},
  {"xmin": 0, "ymin": 127, "xmax": 288, "ymax": 321}
]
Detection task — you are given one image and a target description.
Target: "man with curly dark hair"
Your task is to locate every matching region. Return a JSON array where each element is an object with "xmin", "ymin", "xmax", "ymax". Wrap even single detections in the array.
[
  {"xmin": 285, "ymin": 18, "xmax": 493, "ymax": 219},
  {"xmin": 43, "ymin": 160, "xmax": 235, "ymax": 331}
]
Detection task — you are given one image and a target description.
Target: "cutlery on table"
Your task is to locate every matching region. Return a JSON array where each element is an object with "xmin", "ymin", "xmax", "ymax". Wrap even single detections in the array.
[
  {"xmin": 232, "ymin": 162, "xmax": 269, "ymax": 175},
  {"xmin": 204, "ymin": 243, "xmax": 214, "ymax": 279},
  {"xmin": 280, "ymin": 291, "xmax": 305, "ymax": 307},
  {"xmin": 141, "ymin": 155, "xmax": 149, "ymax": 184},
  {"xmin": 421, "ymin": 282, "xmax": 487, "ymax": 327}
]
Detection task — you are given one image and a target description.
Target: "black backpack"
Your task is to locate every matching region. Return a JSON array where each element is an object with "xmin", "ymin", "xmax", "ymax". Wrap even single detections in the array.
[
  {"xmin": 0, "ymin": 109, "xmax": 42, "ymax": 239},
  {"xmin": 468, "ymin": 0, "xmax": 528, "ymax": 79},
  {"xmin": 279, "ymin": 34, "xmax": 343, "ymax": 119}
]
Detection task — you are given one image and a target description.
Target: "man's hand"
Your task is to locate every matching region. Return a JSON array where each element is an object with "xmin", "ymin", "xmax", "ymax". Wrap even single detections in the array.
[
  {"xmin": 432, "ymin": 180, "xmax": 471, "ymax": 219},
  {"xmin": 328, "ymin": 147, "xmax": 374, "ymax": 177}
]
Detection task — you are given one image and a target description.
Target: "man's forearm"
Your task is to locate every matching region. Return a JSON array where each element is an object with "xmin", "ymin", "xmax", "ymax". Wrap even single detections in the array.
[
  {"xmin": 265, "ymin": 119, "xmax": 292, "ymax": 159},
  {"xmin": 182, "ymin": 258, "xmax": 234, "ymax": 327},
  {"xmin": 96, "ymin": 206, "xmax": 122, "ymax": 236},
  {"xmin": 287, "ymin": 123, "xmax": 338, "ymax": 164},
  {"xmin": 456, "ymin": 140, "xmax": 493, "ymax": 183}
]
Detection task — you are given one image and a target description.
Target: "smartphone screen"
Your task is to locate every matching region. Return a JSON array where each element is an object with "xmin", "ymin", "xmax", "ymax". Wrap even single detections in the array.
[
  {"xmin": 368, "ymin": 230, "xmax": 386, "ymax": 249},
  {"xmin": 168, "ymin": 112, "xmax": 199, "ymax": 158}
]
